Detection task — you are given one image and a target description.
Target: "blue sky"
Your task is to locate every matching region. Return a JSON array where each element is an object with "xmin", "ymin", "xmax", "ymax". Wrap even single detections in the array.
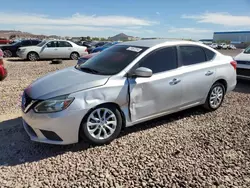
[{"xmin": 1, "ymin": 0, "xmax": 250, "ymax": 39}]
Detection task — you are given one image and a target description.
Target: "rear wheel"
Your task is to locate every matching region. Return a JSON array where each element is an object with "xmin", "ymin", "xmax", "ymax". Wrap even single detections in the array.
[
  {"xmin": 80, "ymin": 104, "xmax": 122, "ymax": 145},
  {"xmin": 3, "ymin": 50, "xmax": 12, "ymax": 57},
  {"xmin": 27, "ymin": 52, "xmax": 39, "ymax": 61},
  {"xmin": 203, "ymin": 83, "xmax": 225, "ymax": 111},
  {"xmin": 70, "ymin": 52, "xmax": 79, "ymax": 60}
]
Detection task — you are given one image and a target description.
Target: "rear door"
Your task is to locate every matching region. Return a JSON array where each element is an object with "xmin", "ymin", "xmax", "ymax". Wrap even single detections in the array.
[
  {"xmin": 57, "ymin": 41, "xmax": 73, "ymax": 58},
  {"xmin": 128, "ymin": 46, "xmax": 182, "ymax": 122},
  {"xmin": 178, "ymin": 45, "xmax": 216, "ymax": 109}
]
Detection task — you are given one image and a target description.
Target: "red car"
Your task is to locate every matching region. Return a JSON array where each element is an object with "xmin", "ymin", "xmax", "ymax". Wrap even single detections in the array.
[
  {"xmin": 0, "ymin": 49, "xmax": 7, "ymax": 81},
  {"xmin": 0, "ymin": 38, "xmax": 11, "ymax": 44}
]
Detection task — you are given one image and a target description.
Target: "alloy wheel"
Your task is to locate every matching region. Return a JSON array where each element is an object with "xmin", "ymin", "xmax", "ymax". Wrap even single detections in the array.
[
  {"xmin": 209, "ymin": 86, "xmax": 224, "ymax": 109},
  {"xmin": 28, "ymin": 53, "xmax": 38, "ymax": 61},
  {"xmin": 86, "ymin": 108, "xmax": 117, "ymax": 140}
]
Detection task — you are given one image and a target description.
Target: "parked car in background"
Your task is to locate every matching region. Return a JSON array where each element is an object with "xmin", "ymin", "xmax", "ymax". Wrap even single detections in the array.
[
  {"xmin": 21, "ymin": 39, "xmax": 237, "ymax": 145},
  {"xmin": 210, "ymin": 43, "xmax": 218, "ymax": 49},
  {"xmin": 228, "ymin": 44, "xmax": 236, "ymax": 50},
  {"xmin": 76, "ymin": 52, "xmax": 100, "ymax": 67},
  {"xmin": 0, "ymin": 38, "xmax": 12, "ymax": 44},
  {"xmin": 234, "ymin": 45, "xmax": 250, "ymax": 80},
  {"xmin": 220, "ymin": 43, "xmax": 229, "ymax": 49},
  {"xmin": 80, "ymin": 41, "xmax": 108, "ymax": 53},
  {"xmin": 0, "ymin": 49, "xmax": 7, "ymax": 81},
  {"xmin": 17, "ymin": 40, "xmax": 88, "ymax": 61},
  {"xmin": 91, "ymin": 41, "xmax": 119, "ymax": 53},
  {"xmin": 0, "ymin": 39, "xmax": 41, "ymax": 57}
]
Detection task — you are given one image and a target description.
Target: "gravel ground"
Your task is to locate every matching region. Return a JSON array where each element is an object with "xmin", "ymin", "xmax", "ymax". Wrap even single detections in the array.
[{"xmin": 0, "ymin": 51, "xmax": 250, "ymax": 187}]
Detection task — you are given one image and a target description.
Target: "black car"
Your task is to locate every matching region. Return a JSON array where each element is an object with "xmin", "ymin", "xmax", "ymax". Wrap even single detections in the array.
[
  {"xmin": 80, "ymin": 41, "xmax": 108, "ymax": 53},
  {"xmin": 0, "ymin": 39, "xmax": 41, "ymax": 57}
]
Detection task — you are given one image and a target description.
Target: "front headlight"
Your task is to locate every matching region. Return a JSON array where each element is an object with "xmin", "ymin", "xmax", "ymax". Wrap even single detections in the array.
[
  {"xmin": 34, "ymin": 95, "xmax": 74, "ymax": 113},
  {"xmin": 20, "ymin": 49, "xmax": 26, "ymax": 52}
]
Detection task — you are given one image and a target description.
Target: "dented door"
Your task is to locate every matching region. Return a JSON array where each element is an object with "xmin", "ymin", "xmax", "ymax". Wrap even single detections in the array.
[{"xmin": 128, "ymin": 71, "xmax": 182, "ymax": 122}]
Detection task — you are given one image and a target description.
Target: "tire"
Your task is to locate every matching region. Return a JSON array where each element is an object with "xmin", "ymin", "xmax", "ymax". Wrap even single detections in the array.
[
  {"xmin": 203, "ymin": 82, "xmax": 225, "ymax": 111},
  {"xmin": 3, "ymin": 50, "xmax": 12, "ymax": 57},
  {"xmin": 70, "ymin": 52, "xmax": 79, "ymax": 60},
  {"xmin": 27, "ymin": 52, "xmax": 39, "ymax": 61},
  {"xmin": 80, "ymin": 104, "xmax": 122, "ymax": 145}
]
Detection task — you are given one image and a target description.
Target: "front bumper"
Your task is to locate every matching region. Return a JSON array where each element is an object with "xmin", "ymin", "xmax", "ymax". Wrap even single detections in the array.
[
  {"xmin": 237, "ymin": 64, "xmax": 250, "ymax": 80},
  {"xmin": 22, "ymin": 106, "xmax": 88, "ymax": 145},
  {"xmin": 16, "ymin": 50, "xmax": 27, "ymax": 59}
]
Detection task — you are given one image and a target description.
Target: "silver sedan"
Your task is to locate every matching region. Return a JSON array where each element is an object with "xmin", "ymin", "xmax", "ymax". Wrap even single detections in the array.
[
  {"xmin": 17, "ymin": 40, "xmax": 88, "ymax": 61},
  {"xmin": 21, "ymin": 39, "xmax": 237, "ymax": 145}
]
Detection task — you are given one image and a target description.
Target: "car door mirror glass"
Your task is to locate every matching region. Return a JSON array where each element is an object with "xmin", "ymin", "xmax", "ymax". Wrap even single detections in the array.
[{"xmin": 133, "ymin": 67, "xmax": 152, "ymax": 77}]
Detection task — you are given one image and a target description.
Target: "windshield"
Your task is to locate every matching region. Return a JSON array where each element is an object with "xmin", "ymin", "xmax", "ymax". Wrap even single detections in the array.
[
  {"xmin": 37, "ymin": 40, "xmax": 47, "ymax": 47},
  {"xmin": 244, "ymin": 46, "xmax": 250, "ymax": 54},
  {"xmin": 77, "ymin": 45, "xmax": 148, "ymax": 75},
  {"xmin": 102, "ymin": 43, "xmax": 113, "ymax": 47}
]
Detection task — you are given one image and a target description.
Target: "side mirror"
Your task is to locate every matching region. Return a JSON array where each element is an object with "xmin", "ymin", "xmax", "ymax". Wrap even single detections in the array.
[{"xmin": 133, "ymin": 67, "xmax": 152, "ymax": 77}]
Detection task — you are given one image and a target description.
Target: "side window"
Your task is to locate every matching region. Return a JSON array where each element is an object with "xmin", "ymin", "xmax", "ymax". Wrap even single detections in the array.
[
  {"xmin": 58, "ymin": 41, "xmax": 72, "ymax": 47},
  {"xmin": 32, "ymin": 40, "xmax": 41, "ymax": 45},
  {"xmin": 46, "ymin": 41, "xmax": 57, "ymax": 48},
  {"xmin": 179, "ymin": 46, "xmax": 206, "ymax": 66},
  {"xmin": 21, "ymin": 40, "xmax": 32, "ymax": 46},
  {"xmin": 203, "ymin": 48, "xmax": 216, "ymax": 61},
  {"xmin": 138, "ymin": 47, "xmax": 178, "ymax": 74}
]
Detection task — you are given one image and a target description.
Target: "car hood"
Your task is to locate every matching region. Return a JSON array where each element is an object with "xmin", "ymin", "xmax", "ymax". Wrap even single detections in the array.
[
  {"xmin": 25, "ymin": 66, "xmax": 110, "ymax": 100},
  {"xmin": 234, "ymin": 52, "xmax": 250, "ymax": 61},
  {"xmin": 19, "ymin": 46, "xmax": 41, "ymax": 51}
]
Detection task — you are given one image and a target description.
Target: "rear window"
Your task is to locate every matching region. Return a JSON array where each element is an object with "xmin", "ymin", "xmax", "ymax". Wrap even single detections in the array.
[
  {"xmin": 78, "ymin": 45, "xmax": 148, "ymax": 75},
  {"xmin": 203, "ymin": 48, "xmax": 216, "ymax": 61}
]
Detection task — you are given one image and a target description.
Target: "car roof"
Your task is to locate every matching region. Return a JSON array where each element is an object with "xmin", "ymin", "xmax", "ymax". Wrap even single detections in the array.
[{"xmin": 118, "ymin": 39, "xmax": 202, "ymax": 48}]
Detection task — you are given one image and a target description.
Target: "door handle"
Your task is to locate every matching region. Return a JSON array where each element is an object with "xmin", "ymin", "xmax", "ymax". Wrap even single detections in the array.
[
  {"xmin": 169, "ymin": 78, "xmax": 181, "ymax": 85},
  {"xmin": 205, "ymin": 71, "xmax": 214, "ymax": 76},
  {"xmin": 54, "ymin": 49, "xmax": 58, "ymax": 50}
]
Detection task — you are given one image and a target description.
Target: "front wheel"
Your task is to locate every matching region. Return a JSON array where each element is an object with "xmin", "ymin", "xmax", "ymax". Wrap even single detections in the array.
[
  {"xmin": 80, "ymin": 104, "xmax": 122, "ymax": 145},
  {"xmin": 203, "ymin": 83, "xmax": 225, "ymax": 111},
  {"xmin": 27, "ymin": 52, "xmax": 39, "ymax": 61}
]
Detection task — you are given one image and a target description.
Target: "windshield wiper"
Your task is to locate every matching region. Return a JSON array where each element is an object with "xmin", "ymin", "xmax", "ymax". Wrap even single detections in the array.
[{"xmin": 80, "ymin": 67, "xmax": 99, "ymax": 74}]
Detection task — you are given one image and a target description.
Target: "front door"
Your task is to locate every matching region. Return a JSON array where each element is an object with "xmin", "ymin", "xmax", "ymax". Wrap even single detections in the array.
[
  {"xmin": 40, "ymin": 41, "xmax": 58, "ymax": 59},
  {"xmin": 128, "ymin": 46, "xmax": 182, "ymax": 122}
]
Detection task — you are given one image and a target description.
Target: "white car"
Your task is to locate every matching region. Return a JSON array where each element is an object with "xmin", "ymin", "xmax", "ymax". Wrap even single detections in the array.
[
  {"xmin": 234, "ymin": 46, "xmax": 250, "ymax": 80},
  {"xmin": 220, "ymin": 43, "xmax": 229, "ymax": 49},
  {"xmin": 17, "ymin": 40, "xmax": 88, "ymax": 61},
  {"xmin": 210, "ymin": 43, "xmax": 218, "ymax": 49},
  {"xmin": 228, "ymin": 44, "xmax": 236, "ymax": 50}
]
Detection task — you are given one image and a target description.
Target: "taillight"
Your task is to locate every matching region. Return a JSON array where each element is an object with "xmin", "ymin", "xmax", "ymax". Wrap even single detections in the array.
[
  {"xmin": 85, "ymin": 48, "xmax": 88, "ymax": 52},
  {"xmin": 230, "ymin": 61, "xmax": 237, "ymax": 70},
  {"xmin": 0, "ymin": 59, "xmax": 3, "ymax": 65}
]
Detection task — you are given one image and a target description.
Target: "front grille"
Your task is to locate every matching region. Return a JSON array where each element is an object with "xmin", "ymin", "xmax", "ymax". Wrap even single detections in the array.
[
  {"xmin": 236, "ymin": 60, "xmax": 250, "ymax": 65},
  {"xmin": 40, "ymin": 130, "xmax": 63, "ymax": 141},
  {"xmin": 237, "ymin": 68, "xmax": 250, "ymax": 77}
]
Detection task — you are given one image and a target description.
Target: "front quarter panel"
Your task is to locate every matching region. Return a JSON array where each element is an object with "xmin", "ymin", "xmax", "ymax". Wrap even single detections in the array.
[{"xmin": 69, "ymin": 73, "xmax": 130, "ymax": 124}]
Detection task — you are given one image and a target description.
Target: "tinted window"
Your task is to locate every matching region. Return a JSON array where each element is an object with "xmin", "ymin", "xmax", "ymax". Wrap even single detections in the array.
[
  {"xmin": 58, "ymin": 41, "xmax": 72, "ymax": 47},
  {"xmin": 46, "ymin": 41, "xmax": 57, "ymax": 48},
  {"xmin": 244, "ymin": 46, "xmax": 250, "ymax": 54},
  {"xmin": 32, "ymin": 40, "xmax": 41, "ymax": 45},
  {"xmin": 180, "ymin": 46, "xmax": 206, "ymax": 66},
  {"xmin": 138, "ymin": 47, "xmax": 177, "ymax": 74},
  {"xmin": 78, "ymin": 45, "xmax": 148, "ymax": 75},
  {"xmin": 203, "ymin": 48, "xmax": 216, "ymax": 61},
  {"xmin": 21, "ymin": 40, "xmax": 31, "ymax": 46}
]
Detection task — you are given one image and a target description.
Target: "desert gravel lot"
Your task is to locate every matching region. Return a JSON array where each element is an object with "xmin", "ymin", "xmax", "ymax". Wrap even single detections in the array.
[{"xmin": 0, "ymin": 49, "xmax": 250, "ymax": 187}]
